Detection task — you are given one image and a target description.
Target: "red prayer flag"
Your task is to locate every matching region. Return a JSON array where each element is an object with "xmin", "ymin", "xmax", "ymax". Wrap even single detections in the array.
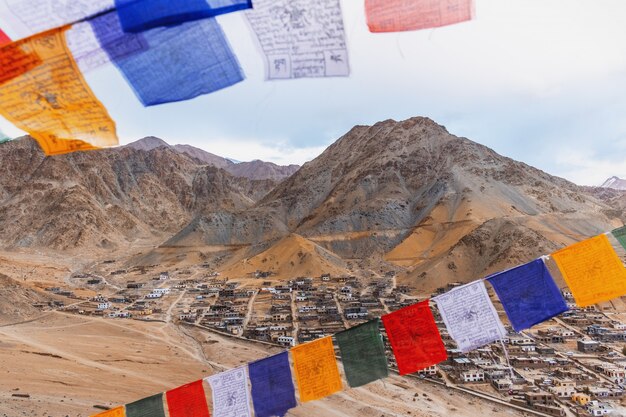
[
  {"xmin": 165, "ymin": 380, "xmax": 210, "ymax": 417},
  {"xmin": 0, "ymin": 28, "xmax": 10, "ymax": 46},
  {"xmin": 381, "ymin": 300, "xmax": 447, "ymax": 375},
  {"xmin": 365, "ymin": 0, "xmax": 474, "ymax": 33}
]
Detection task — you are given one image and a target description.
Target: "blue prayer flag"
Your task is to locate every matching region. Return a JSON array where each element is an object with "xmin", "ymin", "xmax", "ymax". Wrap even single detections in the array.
[
  {"xmin": 90, "ymin": 11, "xmax": 244, "ymax": 106},
  {"xmin": 487, "ymin": 258, "xmax": 568, "ymax": 332},
  {"xmin": 115, "ymin": 0, "xmax": 253, "ymax": 33},
  {"xmin": 248, "ymin": 352, "xmax": 297, "ymax": 417}
]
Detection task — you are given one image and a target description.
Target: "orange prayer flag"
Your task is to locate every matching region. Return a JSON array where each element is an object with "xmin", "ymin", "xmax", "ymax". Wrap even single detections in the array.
[
  {"xmin": 551, "ymin": 234, "xmax": 626, "ymax": 307},
  {"xmin": 365, "ymin": 0, "xmax": 474, "ymax": 33},
  {"xmin": 90, "ymin": 406, "xmax": 125, "ymax": 417},
  {"xmin": 0, "ymin": 27, "xmax": 117, "ymax": 156},
  {"xmin": 291, "ymin": 336, "xmax": 342, "ymax": 403}
]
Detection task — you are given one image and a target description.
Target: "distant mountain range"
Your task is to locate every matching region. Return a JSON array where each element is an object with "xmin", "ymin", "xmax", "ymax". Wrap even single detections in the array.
[
  {"xmin": 125, "ymin": 137, "xmax": 300, "ymax": 181},
  {"xmin": 601, "ymin": 176, "xmax": 626, "ymax": 191},
  {"xmin": 0, "ymin": 118, "xmax": 624, "ymax": 291}
]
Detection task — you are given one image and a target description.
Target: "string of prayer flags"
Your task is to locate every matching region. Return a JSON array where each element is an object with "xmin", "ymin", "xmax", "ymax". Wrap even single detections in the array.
[
  {"xmin": 381, "ymin": 301, "xmax": 446, "ymax": 375},
  {"xmin": 206, "ymin": 367, "xmax": 252, "ymax": 417},
  {"xmin": 0, "ymin": 27, "xmax": 117, "ymax": 155},
  {"xmin": 114, "ymin": 0, "xmax": 253, "ymax": 33},
  {"xmin": 335, "ymin": 319, "xmax": 388, "ymax": 387},
  {"xmin": 125, "ymin": 393, "xmax": 165, "ymax": 417},
  {"xmin": 90, "ymin": 406, "xmax": 125, "ymax": 417},
  {"xmin": 89, "ymin": 12, "xmax": 244, "ymax": 106},
  {"xmin": 611, "ymin": 226, "xmax": 626, "ymax": 252},
  {"xmin": 248, "ymin": 352, "xmax": 297, "ymax": 417},
  {"xmin": 0, "ymin": 28, "xmax": 10, "ymax": 45},
  {"xmin": 434, "ymin": 281, "xmax": 506, "ymax": 353},
  {"xmin": 165, "ymin": 380, "xmax": 210, "ymax": 417},
  {"xmin": 0, "ymin": 0, "xmax": 114, "ymax": 41},
  {"xmin": 291, "ymin": 336, "xmax": 342, "ymax": 402},
  {"xmin": 365, "ymin": 0, "xmax": 474, "ymax": 33},
  {"xmin": 551, "ymin": 234, "xmax": 626, "ymax": 307},
  {"xmin": 487, "ymin": 259, "xmax": 569, "ymax": 332},
  {"xmin": 245, "ymin": 0, "xmax": 350, "ymax": 80}
]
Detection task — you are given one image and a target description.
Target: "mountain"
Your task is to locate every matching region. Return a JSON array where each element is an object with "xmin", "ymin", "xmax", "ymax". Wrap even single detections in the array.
[
  {"xmin": 124, "ymin": 136, "xmax": 169, "ymax": 151},
  {"xmin": 125, "ymin": 137, "xmax": 300, "ymax": 181},
  {"xmin": 219, "ymin": 233, "xmax": 349, "ymax": 279},
  {"xmin": 165, "ymin": 117, "xmax": 620, "ymax": 289},
  {"xmin": 224, "ymin": 160, "xmax": 301, "ymax": 182},
  {"xmin": 173, "ymin": 144, "xmax": 233, "ymax": 169},
  {"xmin": 0, "ymin": 137, "xmax": 276, "ymax": 251},
  {"xmin": 1, "ymin": 118, "xmax": 623, "ymax": 292},
  {"xmin": 601, "ymin": 176, "xmax": 626, "ymax": 190}
]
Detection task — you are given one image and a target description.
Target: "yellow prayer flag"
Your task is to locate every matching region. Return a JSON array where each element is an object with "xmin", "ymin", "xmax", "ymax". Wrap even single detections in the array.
[
  {"xmin": 90, "ymin": 406, "xmax": 125, "ymax": 417},
  {"xmin": 551, "ymin": 234, "xmax": 626, "ymax": 307},
  {"xmin": 291, "ymin": 336, "xmax": 342, "ymax": 403},
  {"xmin": 0, "ymin": 27, "xmax": 117, "ymax": 155}
]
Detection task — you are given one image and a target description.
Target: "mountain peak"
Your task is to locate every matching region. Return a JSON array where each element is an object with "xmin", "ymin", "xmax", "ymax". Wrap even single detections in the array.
[
  {"xmin": 601, "ymin": 176, "xmax": 626, "ymax": 190},
  {"xmin": 125, "ymin": 136, "xmax": 170, "ymax": 151}
]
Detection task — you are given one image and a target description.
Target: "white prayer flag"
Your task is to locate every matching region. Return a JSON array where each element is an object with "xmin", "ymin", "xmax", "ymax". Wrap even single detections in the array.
[
  {"xmin": 0, "ymin": 0, "xmax": 114, "ymax": 41},
  {"xmin": 245, "ymin": 0, "xmax": 350, "ymax": 80},
  {"xmin": 206, "ymin": 367, "xmax": 252, "ymax": 417},
  {"xmin": 434, "ymin": 281, "xmax": 506, "ymax": 352}
]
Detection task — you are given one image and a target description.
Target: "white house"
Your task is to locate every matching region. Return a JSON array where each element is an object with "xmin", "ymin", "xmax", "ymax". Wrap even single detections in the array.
[
  {"xmin": 97, "ymin": 302, "xmax": 111, "ymax": 310},
  {"xmin": 146, "ymin": 292, "xmax": 163, "ymax": 299},
  {"xmin": 277, "ymin": 336, "xmax": 295, "ymax": 347},
  {"xmin": 461, "ymin": 370, "xmax": 485, "ymax": 383},
  {"xmin": 153, "ymin": 288, "xmax": 170, "ymax": 295}
]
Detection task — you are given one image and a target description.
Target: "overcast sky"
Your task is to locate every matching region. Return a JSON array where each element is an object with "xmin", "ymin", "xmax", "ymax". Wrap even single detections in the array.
[{"xmin": 1, "ymin": 0, "xmax": 626, "ymax": 186}]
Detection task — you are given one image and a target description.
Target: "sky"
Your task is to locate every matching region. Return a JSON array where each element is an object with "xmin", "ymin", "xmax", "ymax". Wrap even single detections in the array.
[{"xmin": 2, "ymin": 0, "xmax": 626, "ymax": 186}]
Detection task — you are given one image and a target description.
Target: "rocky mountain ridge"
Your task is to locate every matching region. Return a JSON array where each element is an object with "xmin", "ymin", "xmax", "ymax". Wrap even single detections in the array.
[
  {"xmin": 125, "ymin": 137, "xmax": 300, "ymax": 181},
  {"xmin": 601, "ymin": 176, "xmax": 626, "ymax": 191},
  {"xmin": 0, "ymin": 118, "xmax": 623, "ymax": 291}
]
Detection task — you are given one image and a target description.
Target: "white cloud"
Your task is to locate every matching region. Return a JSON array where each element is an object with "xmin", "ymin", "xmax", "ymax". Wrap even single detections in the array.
[{"xmin": 553, "ymin": 148, "xmax": 626, "ymax": 186}]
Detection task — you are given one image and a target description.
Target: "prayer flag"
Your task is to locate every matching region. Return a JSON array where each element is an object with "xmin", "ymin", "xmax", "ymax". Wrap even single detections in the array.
[
  {"xmin": 125, "ymin": 393, "xmax": 165, "ymax": 417},
  {"xmin": 0, "ymin": 27, "xmax": 117, "ymax": 155},
  {"xmin": 90, "ymin": 406, "xmax": 125, "ymax": 417},
  {"xmin": 381, "ymin": 301, "xmax": 446, "ymax": 375},
  {"xmin": 335, "ymin": 319, "xmax": 388, "ymax": 386},
  {"xmin": 365, "ymin": 0, "xmax": 474, "ymax": 33},
  {"xmin": 551, "ymin": 234, "xmax": 626, "ymax": 307},
  {"xmin": 206, "ymin": 367, "xmax": 252, "ymax": 417},
  {"xmin": 248, "ymin": 352, "xmax": 297, "ymax": 417},
  {"xmin": 165, "ymin": 380, "xmax": 210, "ymax": 417},
  {"xmin": 0, "ymin": 0, "xmax": 114, "ymax": 41},
  {"xmin": 487, "ymin": 259, "xmax": 569, "ymax": 332},
  {"xmin": 611, "ymin": 226, "xmax": 626, "ymax": 252},
  {"xmin": 89, "ymin": 12, "xmax": 244, "ymax": 106},
  {"xmin": 245, "ymin": 0, "xmax": 350, "ymax": 79},
  {"xmin": 66, "ymin": 18, "xmax": 149, "ymax": 73},
  {"xmin": 0, "ymin": 28, "xmax": 10, "ymax": 46},
  {"xmin": 434, "ymin": 281, "xmax": 506, "ymax": 352},
  {"xmin": 291, "ymin": 336, "xmax": 342, "ymax": 402},
  {"xmin": 115, "ymin": 0, "xmax": 252, "ymax": 33}
]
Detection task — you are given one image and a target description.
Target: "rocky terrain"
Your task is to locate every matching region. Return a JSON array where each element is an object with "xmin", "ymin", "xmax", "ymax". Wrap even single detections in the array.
[
  {"xmin": 1, "ymin": 116, "xmax": 626, "ymax": 417},
  {"xmin": 126, "ymin": 136, "xmax": 300, "ymax": 180},
  {"xmin": 0, "ymin": 117, "xmax": 624, "ymax": 289}
]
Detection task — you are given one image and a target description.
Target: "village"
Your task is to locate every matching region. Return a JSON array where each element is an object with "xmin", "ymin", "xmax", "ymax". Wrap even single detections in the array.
[{"xmin": 37, "ymin": 261, "xmax": 626, "ymax": 417}]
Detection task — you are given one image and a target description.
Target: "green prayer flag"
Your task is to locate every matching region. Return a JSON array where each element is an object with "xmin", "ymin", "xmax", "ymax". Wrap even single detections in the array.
[
  {"xmin": 126, "ymin": 393, "xmax": 166, "ymax": 417},
  {"xmin": 611, "ymin": 226, "xmax": 626, "ymax": 252},
  {"xmin": 335, "ymin": 319, "xmax": 388, "ymax": 388}
]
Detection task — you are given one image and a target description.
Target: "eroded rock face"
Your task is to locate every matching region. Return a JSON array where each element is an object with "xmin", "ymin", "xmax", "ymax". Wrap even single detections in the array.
[
  {"xmin": 1, "ymin": 116, "xmax": 621, "ymax": 290},
  {"xmin": 0, "ymin": 137, "xmax": 276, "ymax": 251}
]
